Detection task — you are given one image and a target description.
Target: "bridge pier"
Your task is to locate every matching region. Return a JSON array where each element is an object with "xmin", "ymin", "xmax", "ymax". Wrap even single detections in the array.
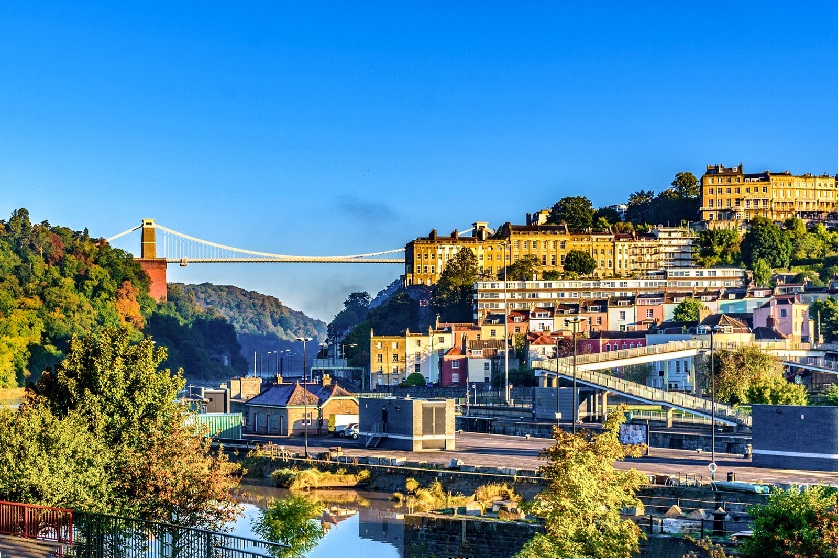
[
  {"xmin": 137, "ymin": 218, "xmax": 168, "ymax": 302},
  {"xmin": 664, "ymin": 407, "xmax": 674, "ymax": 428}
]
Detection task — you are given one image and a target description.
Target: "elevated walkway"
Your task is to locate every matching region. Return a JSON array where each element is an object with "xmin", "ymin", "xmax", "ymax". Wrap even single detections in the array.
[
  {"xmin": 536, "ymin": 358, "xmax": 751, "ymax": 428},
  {"xmin": 781, "ymin": 355, "xmax": 838, "ymax": 375}
]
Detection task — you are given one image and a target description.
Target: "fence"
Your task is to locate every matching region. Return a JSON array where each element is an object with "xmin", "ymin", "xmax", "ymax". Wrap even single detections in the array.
[
  {"xmin": 69, "ymin": 510, "xmax": 285, "ymax": 558},
  {"xmin": 0, "ymin": 501, "xmax": 73, "ymax": 544}
]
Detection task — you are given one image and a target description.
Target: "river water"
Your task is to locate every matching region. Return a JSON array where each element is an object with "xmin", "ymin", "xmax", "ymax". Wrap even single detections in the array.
[{"xmin": 229, "ymin": 483, "xmax": 405, "ymax": 558}]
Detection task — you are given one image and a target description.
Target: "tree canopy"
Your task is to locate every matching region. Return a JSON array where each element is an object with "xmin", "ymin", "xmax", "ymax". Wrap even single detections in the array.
[
  {"xmin": 672, "ymin": 298, "xmax": 705, "ymax": 323},
  {"xmin": 563, "ymin": 250, "xmax": 597, "ymax": 277},
  {"xmin": 547, "ymin": 196, "xmax": 595, "ymax": 231},
  {"xmin": 741, "ymin": 217, "xmax": 793, "ymax": 270},
  {"xmin": 433, "ymin": 248, "xmax": 479, "ymax": 322},
  {"xmin": 506, "ymin": 254, "xmax": 542, "ymax": 281},
  {"xmin": 810, "ymin": 298, "xmax": 838, "ymax": 342},
  {"xmin": 702, "ymin": 345, "xmax": 792, "ymax": 406},
  {"xmin": 742, "ymin": 485, "xmax": 837, "ymax": 558},
  {"xmin": 670, "ymin": 171, "xmax": 700, "ymax": 198},
  {"xmin": 696, "ymin": 228, "xmax": 740, "ymax": 267},
  {"xmin": 519, "ymin": 405, "xmax": 646, "ymax": 558}
]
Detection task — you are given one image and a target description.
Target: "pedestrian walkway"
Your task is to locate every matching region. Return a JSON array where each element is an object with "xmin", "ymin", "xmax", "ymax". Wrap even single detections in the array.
[{"xmin": 0, "ymin": 534, "xmax": 63, "ymax": 558}]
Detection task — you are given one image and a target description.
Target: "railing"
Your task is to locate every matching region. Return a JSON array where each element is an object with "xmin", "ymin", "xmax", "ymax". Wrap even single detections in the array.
[
  {"xmin": 781, "ymin": 355, "xmax": 838, "ymax": 373},
  {"xmin": 70, "ymin": 510, "xmax": 285, "ymax": 558},
  {"xmin": 0, "ymin": 501, "xmax": 73, "ymax": 544},
  {"xmin": 538, "ymin": 359, "xmax": 752, "ymax": 427}
]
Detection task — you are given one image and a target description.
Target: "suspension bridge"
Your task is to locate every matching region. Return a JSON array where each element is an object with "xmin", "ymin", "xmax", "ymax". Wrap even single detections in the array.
[{"xmin": 107, "ymin": 218, "xmax": 407, "ymax": 301}]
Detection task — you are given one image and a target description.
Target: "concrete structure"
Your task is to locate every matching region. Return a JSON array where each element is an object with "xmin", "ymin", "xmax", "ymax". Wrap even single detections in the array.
[
  {"xmin": 700, "ymin": 163, "xmax": 837, "ymax": 226},
  {"xmin": 751, "ymin": 404, "xmax": 837, "ymax": 472},
  {"xmin": 137, "ymin": 218, "xmax": 168, "ymax": 302},
  {"xmin": 228, "ymin": 376, "xmax": 263, "ymax": 400},
  {"xmin": 358, "ymin": 397, "xmax": 455, "ymax": 451}
]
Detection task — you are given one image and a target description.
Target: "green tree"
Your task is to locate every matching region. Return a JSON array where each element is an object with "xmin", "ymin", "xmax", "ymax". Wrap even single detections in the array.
[
  {"xmin": 563, "ymin": 250, "xmax": 596, "ymax": 277},
  {"xmin": 29, "ymin": 327, "xmax": 241, "ymax": 528},
  {"xmin": 547, "ymin": 196, "xmax": 595, "ymax": 231},
  {"xmin": 741, "ymin": 217, "xmax": 793, "ymax": 269},
  {"xmin": 742, "ymin": 485, "xmax": 837, "ymax": 558},
  {"xmin": 0, "ymin": 404, "xmax": 112, "ymax": 512},
  {"xmin": 368, "ymin": 291, "xmax": 421, "ymax": 336},
  {"xmin": 817, "ymin": 384, "xmax": 838, "ymax": 406},
  {"xmin": 810, "ymin": 298, "xmax": 838, "ymax": 342},
  {"xmin": 672, "ymin": 298, "xmax": 705, "ymax": 323},
  {"xmin": 702, "ymin": 345, "xmax": 785, "ymax": 405},
  {"xmin": 671, "ymin": 171, "xmax": 700, "ymax": 198},
  {"xmin": 254, "ymin": 494, "xmax": 326, "ymax": 558},
  {"xmin": 433, "ymin": 248, "xmax": 479, "ymax": 322},
  {"xmin": 752, "ymin": 258, "xmax": 771, "ymax": 287},
  {"xmin": 624, "ymin": 190, "xmax": 655, "ymax": 225},
  {"xmin": 328, "ymin": 292, "xmax": 370, "ymax": 340},
  {"xmin": 745, "ymin": 375, "xmax": 808, "ymax": 406},
  {"xmin": 594, "ymin": 206, "xmax": 622, "ymax": 224},
  {"xmin": 697, "ymin": 228, "xmax": 741, "ymax": 267},
  {"xmin": 506, "ymin": 254, "xmax": 542, "ymax": 281},
  {"xmin": 403, "ymin": 372, "xmax": 427, "ymax": 387},
  {"xmin": 518, "ymin": 405, "xmax": 646, "ymax": 558}
]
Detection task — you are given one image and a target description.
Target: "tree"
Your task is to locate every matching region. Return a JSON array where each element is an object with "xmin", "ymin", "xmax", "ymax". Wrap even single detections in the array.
[
  {"xmin": 29, "ymin": 327, "xmax": 241, "ymax": 529},
  {"xmin": 403, "ymin": 372, "xmax": 427, "ymax": 387},
  {"xmin": 624, "ymin": 190, "xmax": 654, "ymax": 225},
  {"xmin": 741, "ymin": 217, "xmax": 793, "ymax": 269},
  {"xmin": 752, "ymin": 258, "xmax": 771, "ymax": 287},
  {"xmin": 696, "ymin": 228, "xmax": 740, "ymax": 267},
  {"xmin": 547, "ymin": 196, "xmax": 594, "ymax": 231},
  {"xmin": 368, "ymin": 291, "xmax": 420, "ymax": 336},
  {"xmin": 742, "ymin": 485, "xmax": 837, "ymax": 558},
  {"xmin": 670, "ymin": 172, "xmax": 700, "ymax": 198},
  {"xmin": 563, "ymin": 250, "xmax": 596, "ymax": 277},
  {"xmin": 702, "ymin": 345, "xmax": 786, "ymax": 405},
  {"xmin": 672, "ymin": 298, "xmax": 705, "ymax": 323},
  {"xmin": 328, "ymin": 292, "xmax": 370, "ymax": 340},
  {"xmin": 253, "ymin": 494, "xmax": 325, "ymax": 558},
  {"xmin": 745, "ymin": 376, "xmax": 808, "ymax": 406},
  {"xmin": 518, "ymin": 405, "xmax": 646, "ymax": 558},
  {"xmin": 433, "ymin": 249, "xmax": 479, "ymax": 322},
  {"xmin": 0, "ymin": 404, "xmax": 113, "ymax": 512},
  {"xmin": 810, "ymin": 298, "xmax": 838, "ymax": 342},
  {"xmin": 506, "ymin": 254, "xmax": 542, "ymax": 281},
  {"xmin": 594, "ymin": 206, "xmax": 622, "ymax": 225}
]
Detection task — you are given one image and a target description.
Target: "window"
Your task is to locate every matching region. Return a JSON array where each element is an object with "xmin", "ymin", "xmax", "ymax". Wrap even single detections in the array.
[
  {"xmin": 605, "ymin": 344, "xmax": 611, "ymax": 351},
  {"xmin": 646, "ymin": 309, "xmax": 654, "ymax": 319},
  {"xmin": 392, "ymin": 354, "xmax": 399, "ymax": 363},
  {"xmin": 490, "ymin": 329, "xmax": 497, "ymax": 337},
  {"xmin": 452, "ymin": 372, "xmax": 459, "ymax": 383},
  {"xmin": 392, "ymin": 342, "xmax": 398, "ymax": 349},
  {"xmin": 415, "ymin": 351, "xmax": 421, "ymax": 361},
  {"xmin": 376, "ymin": 341, "xmax": 382, "ymax": 350},
  {"xmin": 596, "ymin": 317, "xmax": 602, "ymax": 325},
  {"xmin": 414, "ymin": 364, "xmax": 421, "ymax": 373},
  {"xmin": 619, "ymin": 311, "xmax": 626, "ymax": 320},
  {"xmin": 676, "ymin": 361, "xmax": 681, "ymax": 373},
  {"xmin": 416, "ymin": 340, "xmax": 421, "ymax": 347},
  {"xmin": 484, "ymin": 362, "xmax": 490, "ymax": 371},
  {"xmin": 376, "ymin": 354, "xmax": 383, "ymax": 363},
  {"xmin": 780, "ymin": 309, "xmax": 788, "ymax": 318},
  {"xmin": 452, "ymin": 361, "xmax": 460, "ymax": 369}
]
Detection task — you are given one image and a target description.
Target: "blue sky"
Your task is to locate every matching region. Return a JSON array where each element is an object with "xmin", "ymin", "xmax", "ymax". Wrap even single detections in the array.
[{"xmin": 1, "ymin": 2, "xmax": 836, "ymax": 321}]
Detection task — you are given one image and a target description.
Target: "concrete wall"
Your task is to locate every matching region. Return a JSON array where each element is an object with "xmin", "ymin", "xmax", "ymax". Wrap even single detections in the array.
[
  {"xmin": 752, "ymin": 405, "xmax": 838, "ymax": 472},
  {"xmin": 403, "ymin": 514, "xmax": 543, "ymax": 558}
]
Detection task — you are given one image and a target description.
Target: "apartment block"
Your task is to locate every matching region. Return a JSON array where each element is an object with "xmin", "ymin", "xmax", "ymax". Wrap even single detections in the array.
[
  {"xmin": 369, "ymin": 328, "xmax": 455, "ymax": 387},
  {"xmin": 700, "ymin": 163, "xmax": 837, "ymax": 225},
  {"xmin": 404, "ymin": 220, "xmax": 698, "ymax": 287}
]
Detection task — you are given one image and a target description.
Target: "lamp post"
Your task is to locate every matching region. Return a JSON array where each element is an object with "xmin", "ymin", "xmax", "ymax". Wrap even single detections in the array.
[
  {"xmin": 564, "ymin": 316, "xmax": 587, "ymax": 434},
  {"xmin": 709, "ymin": 326, "xmax": 720, "ymax": 480},
  {"xmin": 555, "ymin": 338, "xmax": 561, "ymax": 428},
  {"xmin": 502, "ymin": 241, "xmax": 510, "ymax": 405},
  {"xmin": 342, "ymin": 343, "xmax": 357, "ymax": 382},
  {"xmin": 295, "ymin": 336, "xmax": 313, "ymax": 458}
]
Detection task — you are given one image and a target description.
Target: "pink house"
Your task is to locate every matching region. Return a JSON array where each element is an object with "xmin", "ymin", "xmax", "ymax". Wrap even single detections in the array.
[{"xmin": 753, "ymin": 295, "xmax": 811, "ymax": 341}]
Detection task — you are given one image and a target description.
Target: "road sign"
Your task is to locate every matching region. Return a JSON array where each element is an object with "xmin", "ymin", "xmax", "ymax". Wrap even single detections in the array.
[{"xmin": 708, "ymin": 462, "xmax": 717, "ymax": 473}]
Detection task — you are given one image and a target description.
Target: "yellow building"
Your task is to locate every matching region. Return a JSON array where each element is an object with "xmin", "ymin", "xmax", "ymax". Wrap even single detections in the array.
[
  {"xmin": 404, "ymin": 220, "xmax": 697, "ymax": 286},
  {"xmin": 700, "ymin": 163, "xmax": 837, "ymax": 225},
  {"xmin": 369, "ymin": 331, "xmax": 406, "ymax": 387}
]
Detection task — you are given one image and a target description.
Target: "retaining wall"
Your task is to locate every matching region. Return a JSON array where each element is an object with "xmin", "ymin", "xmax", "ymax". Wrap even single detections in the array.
[{"xmin": 403, "ymin": 514, "xmax": 543, "ymax": 558}]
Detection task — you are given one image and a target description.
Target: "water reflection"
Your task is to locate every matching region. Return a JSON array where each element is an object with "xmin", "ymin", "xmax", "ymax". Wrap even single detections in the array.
[
  {"xmin": 233, "ymin": 483, "xmax": 403, "ymax": 558},
  {"xmin": 252, "ymin": 493, "xmax": 325, "ymax": 557}
]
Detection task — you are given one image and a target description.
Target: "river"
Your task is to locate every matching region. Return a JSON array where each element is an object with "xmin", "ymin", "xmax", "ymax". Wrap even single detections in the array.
[{"xmin": 229, "ymin": 483, "xmax": 405, "ymax": 558}]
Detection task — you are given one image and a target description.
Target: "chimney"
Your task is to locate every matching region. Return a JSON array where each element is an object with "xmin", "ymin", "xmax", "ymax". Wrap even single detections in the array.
[
  {"xmin": 429, "ymin": 229, "xmax": 437, "ymax": 240},
  {"xmin": 766, "ymin": 317, "xmax": 775, "ymax": 329},
  {"xmin": 452, "ymin": 230, "xmax": 459, "ymax": 240}
]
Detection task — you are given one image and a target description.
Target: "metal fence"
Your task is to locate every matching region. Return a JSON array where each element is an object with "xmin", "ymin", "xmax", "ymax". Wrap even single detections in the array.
[
  {"xmin": 69, "ymin": 510, "xmax": 285, "ymax": 558},
  {"xmin": 0, "ymin": 500, "xmax": 74, "ymax": 544}
]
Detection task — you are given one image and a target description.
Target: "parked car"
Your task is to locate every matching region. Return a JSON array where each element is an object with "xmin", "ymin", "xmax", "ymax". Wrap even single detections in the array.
[{"xmin": 338, "ymin": 423, "xmax": 359, "ymax": 439}]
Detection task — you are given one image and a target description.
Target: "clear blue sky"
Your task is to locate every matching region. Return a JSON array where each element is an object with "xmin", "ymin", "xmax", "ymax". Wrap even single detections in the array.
[{"xmin": 1, "ymin": 2, "xmax": 836, "ymax": 321}]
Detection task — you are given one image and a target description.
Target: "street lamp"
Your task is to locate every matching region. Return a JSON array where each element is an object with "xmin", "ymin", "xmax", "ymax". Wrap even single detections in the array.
[
  {"xmin": 564, "ymin": 316, "xmax": 587, "ymax": 434},
  {"xmin": 502, "ymin": 241, "xmax": 510, "ymax": 405},
  {"xmin": 555, "ymin": 338, "xmax": 561, "ymax": 428},
  {"xmin": 708, "ymin": 325, "xmax": 722, "ymax": 480},
  {"xmin": 295, "ymin": 336, "xmax": 313, "ymax": 458},
  {"xmin": 342, "ymin": 343, "xmax": 357, "ymax": 382}
]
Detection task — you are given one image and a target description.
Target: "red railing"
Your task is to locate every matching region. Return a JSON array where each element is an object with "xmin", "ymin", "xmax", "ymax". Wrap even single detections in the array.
[{"xmin": 0, "ymin": 500, "xmax": 73, "ymax": 544}]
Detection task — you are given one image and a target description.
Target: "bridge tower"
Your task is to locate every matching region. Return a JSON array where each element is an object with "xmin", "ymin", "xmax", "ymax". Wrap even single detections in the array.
[{"xmin": 137, "ymin": 218, "xmax": 168, "ymax": 302}]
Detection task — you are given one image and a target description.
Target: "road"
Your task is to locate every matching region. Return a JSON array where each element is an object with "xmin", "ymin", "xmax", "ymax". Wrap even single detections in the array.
[{"xmin": 248, "ymin": 431, "xmax": 837, "ymax": 486}]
